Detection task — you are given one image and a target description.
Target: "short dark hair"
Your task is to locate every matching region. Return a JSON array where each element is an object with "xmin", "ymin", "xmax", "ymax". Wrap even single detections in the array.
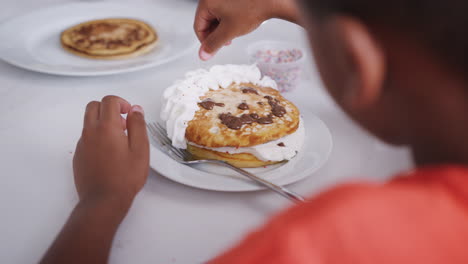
[{"xmin": 302, "ymin": 0, "xmax": 468, "ymax": 74}]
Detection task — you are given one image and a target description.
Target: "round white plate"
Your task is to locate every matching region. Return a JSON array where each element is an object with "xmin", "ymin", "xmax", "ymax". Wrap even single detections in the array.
[
  {"xmin": 0, "ymin": 2, "xmax": 198, "ymax": 76},
  {"xmin": 149, "ymin": 110, "xmax": 333, "ymax": 192}
]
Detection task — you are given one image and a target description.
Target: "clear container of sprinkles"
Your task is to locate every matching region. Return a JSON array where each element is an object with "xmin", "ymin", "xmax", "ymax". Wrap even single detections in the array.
[{"xmin": 248, "ymin": 40, "xmax": 305, "ymax": 93}]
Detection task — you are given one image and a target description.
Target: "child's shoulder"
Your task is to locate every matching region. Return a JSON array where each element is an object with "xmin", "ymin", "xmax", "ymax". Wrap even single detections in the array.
[
  {"xmin": 280, "ymin": 166, "xmax": 468, "ymax": 227},
  {"xmin": 211, "ymin": 166, "xmax": 468, "ymax": 264}
]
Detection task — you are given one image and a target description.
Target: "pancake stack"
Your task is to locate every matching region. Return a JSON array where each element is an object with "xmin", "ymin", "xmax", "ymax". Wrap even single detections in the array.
[{"xmin": 161, "ymin": 65, "xmax": 305, "ymax": 168}]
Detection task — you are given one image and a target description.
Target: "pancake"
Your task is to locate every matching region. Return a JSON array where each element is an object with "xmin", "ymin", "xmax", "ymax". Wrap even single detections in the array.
[
  {"xmin": 161, "ymin": 64, "xmax": 304, "ymax": 168},
  {"xmin": 61, "ymin": 18, "xmax": 158, "ymax": 60},
  {"xmin": 187, "ymin": 144, "xmax": 278, "ymax": 168},
  {"xmin": 186, "ymin": 83, "xmax": 300, "ymax": 148}
]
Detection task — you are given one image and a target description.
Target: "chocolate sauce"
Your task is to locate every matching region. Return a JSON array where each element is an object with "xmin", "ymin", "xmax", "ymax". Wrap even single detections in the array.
[
  {"xmin": 76, "ymin": 25, "xmax": 93, "ymax": 35},
  {"xmin": 76, "ymin": 23, "xmax": 148, "ymax": 49},
  {"xmin": 250, "ymin": 113, "xmax": 259, "ymax": 119},
  {"xmin": 217, "ymin": 95, "xmax": 288, "ymax": 130},
  {"xmin": 257, "ymin": 114, "xmax": 274, "ymax": 124},
  {"xmin": 219, "ymin": 112, "xmax": 274, "ymax": 129},
  {"xmin": 277, "ymin": 142, "xmax": 286, "ymax": 147},
  {"xmin": 238, "ymin": 102, "xmax": 249, "ymax": 110},
  {"xmin": 219, "ymin": 113, "xmax": 243, "ymax": 130},
  {"xmin": 198, "ymin": 99, "xmax": 225, "ymax": 110},
  {"xmin": 241, "ymin": 87, "xmax": 259, "ymax": 95},
  {"xmin": 239, "ymin": 114, "xmax": 255, "ymax": 124},
  {"xmin": 265, "ymin": 96, "xmax": 286, "ymax": 117},
  {"xmin": 77, "ymin": 23, "xmax": 118, "ymax": 36},
  {"xmin": 270, "ymin": 103, "xmax": 286, "ymax": 117}
]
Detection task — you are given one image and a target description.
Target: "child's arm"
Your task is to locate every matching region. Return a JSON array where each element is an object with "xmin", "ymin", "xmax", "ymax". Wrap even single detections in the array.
[
  {"xmin": 194, "ymin": 0, "xmax": 300, "ymax": 60},
  {"xmin": 40, "ymin": 96, "xmax": 149, "ymax": 264}
]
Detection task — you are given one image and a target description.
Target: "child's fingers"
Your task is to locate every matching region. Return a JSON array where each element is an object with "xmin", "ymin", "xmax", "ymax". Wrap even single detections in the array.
[
  {"xmin": 99, "ymin": 96, "xmax": 132, "ymax": 125},
  {"xmin": 200, "ymin": 22, "xmax": 237, "ymax": 60},
  {"xmin": 193, "ymin": 2, "xmax": 217, "ymax": 43},
  {"xmin": 199, "ymin": 20, "xmax": 220, "ymax": 43},
  {"xmin": 127, "ymin": 105, "xmax": 149, "ymax": 153},
  {"xmin": 84, "ymin": 101, "xmax": 100, "ymax": 128}
]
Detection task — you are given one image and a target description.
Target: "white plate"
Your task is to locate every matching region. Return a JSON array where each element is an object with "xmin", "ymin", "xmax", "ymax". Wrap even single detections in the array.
[
  {"xmin": 149, "ymin": 109, "xmax": 333, "ymax": 192},
  {"xmin": 0, "ymin": 2, "xmax": 198, "ymax": 76}
]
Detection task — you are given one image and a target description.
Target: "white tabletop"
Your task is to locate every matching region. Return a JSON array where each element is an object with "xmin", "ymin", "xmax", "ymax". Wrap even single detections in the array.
[{"xmin": 0, "ymin": 1, "xmax": 413, "ymax": 263}]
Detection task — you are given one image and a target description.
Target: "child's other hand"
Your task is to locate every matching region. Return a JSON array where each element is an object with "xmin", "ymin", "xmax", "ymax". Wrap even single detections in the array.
[
  {"xmin": 194, "ymin": 0, "xmax": 277, "ymax": 60},
  {"xmin": 73, "ymin": 96, "xmax": 149, "ymax": 210}
]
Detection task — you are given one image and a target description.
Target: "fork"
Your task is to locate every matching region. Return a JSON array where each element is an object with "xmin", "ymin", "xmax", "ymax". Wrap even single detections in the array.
[{"xmin": 147, "ymin": 122, "xmax": 306, "ymax": 204}]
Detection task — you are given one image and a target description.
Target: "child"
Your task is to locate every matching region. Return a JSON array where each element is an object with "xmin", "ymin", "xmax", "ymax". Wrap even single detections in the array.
[{"xmin": 42, "ymin": 0, "xmax": 468, "ymax": 263}]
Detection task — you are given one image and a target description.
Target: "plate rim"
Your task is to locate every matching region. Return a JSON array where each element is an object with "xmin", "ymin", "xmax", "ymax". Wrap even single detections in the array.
[{"xmin": 149, "ymin": 110, "xmax": 333, "ymax": 192}]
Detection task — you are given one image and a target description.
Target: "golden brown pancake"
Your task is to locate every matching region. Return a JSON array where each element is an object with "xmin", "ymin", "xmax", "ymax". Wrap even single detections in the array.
[
  {"xmin": 185, "ymin": 82, "xmax": 301, "ymax": 167},
  {"xmin": 61, "ymin": 18, "xmax": 158, "ymax": 60},
  {"xmin": 187, "ymin": 144, "xmax": 279, "ymax": 168}
]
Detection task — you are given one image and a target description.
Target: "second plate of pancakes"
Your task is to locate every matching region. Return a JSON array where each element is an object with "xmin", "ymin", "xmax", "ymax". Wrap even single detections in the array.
[{"xmin": 0, "ymin": 2, "xmax": 198, "ymax": 76}]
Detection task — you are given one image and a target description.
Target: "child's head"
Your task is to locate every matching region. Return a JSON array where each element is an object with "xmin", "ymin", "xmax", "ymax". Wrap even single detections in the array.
[{"xmin": 297, "ymin": 0, "xmax": 468, "ymax": 162}]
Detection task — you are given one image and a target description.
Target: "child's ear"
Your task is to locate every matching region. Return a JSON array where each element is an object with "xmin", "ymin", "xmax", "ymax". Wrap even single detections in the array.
[{"xmin": 331, "ymin": 16, "xmax": 385, "ymax": 110}]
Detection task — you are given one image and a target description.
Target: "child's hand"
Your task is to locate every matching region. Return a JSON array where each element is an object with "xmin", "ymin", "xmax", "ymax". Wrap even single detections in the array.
[
  {"xmin": 73, "ymin": 96, "xmax": 149, "ymax": 210},
  {"xmin": 195, "ymin": 0, "xmax": 299, "ymax": 60}
]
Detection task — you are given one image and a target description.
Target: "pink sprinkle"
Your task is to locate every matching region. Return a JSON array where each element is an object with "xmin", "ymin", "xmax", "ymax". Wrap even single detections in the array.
[
  {"xmin": 251, "ymin": 49, "xmax": 303, "ymax": 64},
  {"xmin": 251, "ymin": 48, "xmax": 304, "ymax": 92}
]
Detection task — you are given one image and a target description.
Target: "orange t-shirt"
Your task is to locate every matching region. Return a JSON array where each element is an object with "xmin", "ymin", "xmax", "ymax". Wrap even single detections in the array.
[{"xmin": 210, "ymin": 166, "xmax": 468, "ymax": 264}]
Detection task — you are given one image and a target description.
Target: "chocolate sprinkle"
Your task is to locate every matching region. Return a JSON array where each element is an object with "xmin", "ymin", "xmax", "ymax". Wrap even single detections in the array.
[{"xmin": 277, "ymin": 142, "xmax": 286, "ymax": 147}]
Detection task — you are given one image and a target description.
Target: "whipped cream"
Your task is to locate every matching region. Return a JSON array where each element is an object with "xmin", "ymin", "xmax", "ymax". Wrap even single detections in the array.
[
  {"xmin": 189, "ymin": 118, "xmax": 305, "ymax": 162},
  {"xmin": 161, "ymin": 64, "xmax": 277, "ymax": 149}
]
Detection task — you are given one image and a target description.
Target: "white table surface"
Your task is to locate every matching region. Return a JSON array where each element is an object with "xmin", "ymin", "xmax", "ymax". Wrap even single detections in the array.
[{"xmin": 0, "ymin": 0, "xmax": 413, "ymax": 263}]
